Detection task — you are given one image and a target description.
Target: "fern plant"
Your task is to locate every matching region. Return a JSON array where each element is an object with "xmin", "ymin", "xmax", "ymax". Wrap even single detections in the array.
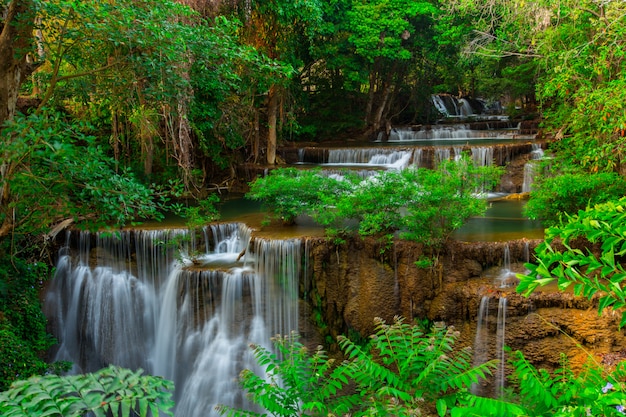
[
  {"xmin": 217, "ymin": 318, "xmax": 498, "ymax": 417},
  {"xmin": 512, "ymin": 351, "xmax": 626, "ymax": 417},
  {"xmin": 455, "ymin": 350, "xmax": 626, "ymax": 417},
  {"xmin": 0, "ymin": 366, "xmax": 174, "ymax": 417},
  {"xmin": 339, "ymin": 316, "xmax": 498, "ymax": 416},
  {"xmin": 216, "ymin": 331, "xmax": 358, "ymax": 417}
]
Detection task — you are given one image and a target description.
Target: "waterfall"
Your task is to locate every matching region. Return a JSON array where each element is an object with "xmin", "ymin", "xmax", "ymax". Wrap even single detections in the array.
[
  {"xmin": 471, "ymin": 295, "xmax": 508, "ymax": 397},
  {"xmin": 471, "ymin": 146, "xmax": 494, "ymax": 167},
  {"xmin": 453, "ymin": 146, "xmax": 464, "ymax": 161},
  {"xmin": 434, "ymin": 148, "xmax": 452, "ymax": 166},
  {"xmin": 496, "ymin": 244, "xmax": 519, "ymax": 288},
  {"xmin": 471, "ymin": 296, "xmax": 490, "ymax": 395},
  {"xmin": 412, "ymin": 148, "xmax": 423, "ymax": 167},
  {"xmin": 522, "ymin": 144, "xmax": 544, "ymax": 193},
  {"xmin": 495, "ymin": 297, "xmax": 508, "ymax": 397},
  {"xmin": 458, "ymin": 98, "xmax": 475, "ymax": 116},
  {"xmin": 523, "ymin": 241, "xmax": 530, "ymax": 263},
  {"xmin": 326, "ymin": 148, "xmax": 412, "ymax": 170},
  {"xmin": 45, "ymin": 223, "xmax": 302, "ymax": 417}
]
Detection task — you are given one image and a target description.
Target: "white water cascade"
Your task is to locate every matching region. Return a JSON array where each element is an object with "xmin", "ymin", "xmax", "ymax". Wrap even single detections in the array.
[
  {"xmin": 495, "ymin": 297, "xmax": 508, "ymax": 397},
  {"xmin": 45, "ymin": 223, "xmax": 302, "ymax": 417},
  {"xmin": 326, "ymin": 148, "xmax": 413, "ymax": 170},
  {"xmin": 471, "ymin": 296, "xmax": 490, "ymax": 395},
  {"xmin": 470, "ymin": 295, "xmax": 508, "ymax": 397},
  {"xmin": 522, "ymin": 144, "xmax": 545, "ymax": 193}
]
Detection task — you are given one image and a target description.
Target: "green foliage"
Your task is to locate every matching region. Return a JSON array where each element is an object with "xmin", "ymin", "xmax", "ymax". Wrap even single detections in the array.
[
  {"xmin": 518, "ymin": 197, "xmax": 626, "ymax": 328},
  {"xmin": 246, "ymin": 168, "xmax": 350, "ymax": 225},
  {"xmin": 524, "ymin": 170, "xmax": 626, "ymax": 227},
  {"xmin": 321, "ymin": 158, "xmax": 502, "ymax": 247},
  {"xmin": 536, "ymin": 1, "xmax": 626, "ymax": 173},
  {"xmin": 347, "ymin": 0, "xmax": 437, "ymax": 64},
  {"xmin": 218, "ymin": 316, "xmax": 626, "ymax": 417},
  {"xmin": 0, "ymin": 255, "xmax": 68, "ymax": 391},
  {"xmin": 181, "ymin": 194, "xmax": 221, "ymax": 230},
  {"xmin": 458, "ymin": 350, "xmax": 626, "ymax": 417},
  {"xmin": 0, "ymin": 366, "xmax": 175, "ymax": 417},
  {"xmin": 0, "ymin": 110, "xmax": 180, "ymax": 239},
  {"xmin": 216, "ymin": 332, "xmax": 357, "ymax": 417},
  {"xmin": 339, "ymin": 317, "xmax": 497, "ymax": 416},
  {"xmin": 247, "ymin": 160, "xmax": 502, "ymax": 247},
  {"xmin": 218, "ymin": 317, "xmax": 497, "ymax": 417}
]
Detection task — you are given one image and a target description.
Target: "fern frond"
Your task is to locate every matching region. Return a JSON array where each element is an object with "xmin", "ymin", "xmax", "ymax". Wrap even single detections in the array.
[
  {"xmin": 511, "ymin": 350, "xmax": 558, "ymax": 411},
  {"xmin": 441, "ymin": 358, "xmax": 498, "ymax": 392},
  {"xmin": 453, "ymin": 394, "xmax": 528, "ymax": 417}
]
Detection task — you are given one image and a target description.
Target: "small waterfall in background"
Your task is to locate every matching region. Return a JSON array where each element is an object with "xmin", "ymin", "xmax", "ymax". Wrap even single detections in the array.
[
  {"xmin": 496, "ymin": 244, "xmax": 519, "ymax": 288},
  {"xmin": 453, "ymin": 145, "xmax": 464, "ymax": 161},
  {"xmin": 471, "ymin": 294, "xmax": 509, "ymax": 398},
  {"xmin": 471, "ymin": 147, "xmax": 494, "ymax": 167},
  {"xmin": 326, "ymin": 148, "xmax": 413, "ymax": 170},
  {"xmin": 412, "ymin": 148, "xmax": 423, "ymax": 167},
  {"xmin": 522, "ymin": 144, "xmax": 545, "ymax": 193},
  {"xmin": 434, "ymin": 148, "xmax": 452, "ymax": 166},
  {"xmin": 45, "ymin": 223, "xmax": 302, "ymax": 417}
]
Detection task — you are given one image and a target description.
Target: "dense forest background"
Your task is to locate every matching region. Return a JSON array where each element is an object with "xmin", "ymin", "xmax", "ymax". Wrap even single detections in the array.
[{"xmin": 2, "ymin": 0, "xmax": 626, "ymax": 402}]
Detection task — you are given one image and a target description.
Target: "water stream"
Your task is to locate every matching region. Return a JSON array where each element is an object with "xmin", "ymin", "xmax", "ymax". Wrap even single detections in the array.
[{"xmin": 45, "ymin": 224, "xmax": 302, "ymax": 417}]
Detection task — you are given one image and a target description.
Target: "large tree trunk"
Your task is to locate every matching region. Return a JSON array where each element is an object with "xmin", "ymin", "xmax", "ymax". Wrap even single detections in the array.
[
  {"xmin": 372, "ymin": 82, "xmax": 391, "ymax": 133},
  {"xmin": 0, "ymin": 0, "xmax": 34, "ymax": 126},
  {"xmin": 266, "ymin": 84, "xmax": 278, "ymax": 165},
  {"xmin": 0, "ymin": 0, "xmax": 35, "ymax": 238}
]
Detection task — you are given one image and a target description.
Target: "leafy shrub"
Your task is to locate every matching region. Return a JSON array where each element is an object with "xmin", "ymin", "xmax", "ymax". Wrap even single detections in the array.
[
  {"xmin": 524, "ymin": 171, "xmax": 626, "ymax": 227},
  {"xmin": 519, "ymin": 196, "xmax": 626, "ymax": 328},
  {"xmin": 217, "ymin": 317, "xmax": 498, "ymax": 417},
  {"xmin": 218, "ymin": 316, "xmax": 626, "ymax": 417},
  {"xmin": 455, "ymin": 351, "xmax": 626, "ymax": 417},
  {"xmin": 0, "ymin": 366, "xmax": 174, "ymax": 417},
  {"xmin": 246, "ymin": 168, "xmax": 351, "ymax": 225},
  {"xmin": 247, "ymin": 159, "xmax": 502, "ymax": 248},
  {"xmin": 0, "ymin": 256, "xmax": 66, "ymax": 390},
  {"xmin": 1, "ymin": 110, "xmax": 183, "ymax": 235},
  {"xmin": 217, "ymin": 332, "xmax": 357, "ymax": 417},
  {"xmin": 338, "ymin": 317, "xmax": 497, "ymax": 416}
]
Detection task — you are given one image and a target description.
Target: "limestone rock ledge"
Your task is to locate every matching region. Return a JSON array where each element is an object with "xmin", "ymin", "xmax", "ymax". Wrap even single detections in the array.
[{"xmin": 304, "ymin": 236, "xmax": 626, "ymax": 372}]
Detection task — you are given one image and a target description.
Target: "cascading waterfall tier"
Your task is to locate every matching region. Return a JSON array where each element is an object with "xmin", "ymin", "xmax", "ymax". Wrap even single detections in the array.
[{"xmin": 45, "ymin": 223, "xmax": 303, "ymax": 417}]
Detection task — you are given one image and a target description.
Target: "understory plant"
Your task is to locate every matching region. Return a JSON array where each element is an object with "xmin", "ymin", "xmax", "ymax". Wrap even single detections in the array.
[
  {"xmin": 518, "ymin": 196, "xmax": 626, "ymax": 328},
  {"xmin": 246, "ymin": 158, "xmax": 502, "ymax": 248},
  {"xmin": 217, "ymin": 316, "xmax": 498, "ymax": 417},
  {"xmin": 524, "ymin": 170, "xmax": 626, "ymax": 227},
  {"xmin": 246, "ymin": 168, "xmax": 351, "ymax": 225},
  {"xmin": 218, "ymin": 316, "xmax": 626, "ymax": 417},
  {"xmin": 0, "ymin": 366, "xmax": 174, "ymax": 417}
]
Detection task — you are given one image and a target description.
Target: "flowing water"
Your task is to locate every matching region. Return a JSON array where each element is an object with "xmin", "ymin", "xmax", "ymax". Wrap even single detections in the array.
[{"xmin": 45, "ymin": 223, "xmax": 303, "ymax": 417}]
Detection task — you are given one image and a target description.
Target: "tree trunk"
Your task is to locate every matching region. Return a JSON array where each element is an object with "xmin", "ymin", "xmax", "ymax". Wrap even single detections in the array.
[
  {"xmin": 365, "ymin": 70, "xmax": 376, "ymax": 125},
  {"xmin": 0, "ymin": 0, "xmax": 35, "ymax": 238},
  {"xmin": 266, "ymin": 84, "xmax": 278, "ymax": 165},
  {"xmin": 0, "ymin": 0, "xmax": 34, "ymax": 126},
  {"xmin": 372, "ymin": 82, "xmax": 391, "ymax": 133}
]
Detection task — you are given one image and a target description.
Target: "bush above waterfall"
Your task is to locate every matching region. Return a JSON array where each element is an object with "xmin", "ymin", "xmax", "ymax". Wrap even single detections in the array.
[
  {"xmin": 524, "ymin": 170, "xmax": 626, "ymax": 227},
  {"xmin": 246, "ymin": 158, "xmax": 503, "ymax": 247}
]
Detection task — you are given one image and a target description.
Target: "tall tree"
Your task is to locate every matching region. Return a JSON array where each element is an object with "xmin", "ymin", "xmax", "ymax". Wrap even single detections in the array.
[
  {"xmin": 444, "ymin": 0, "xmax": 626, "ymax": 173},
  {"xmin": 0, "ymin": 0, "xmax": 36, "ymax": 125},
  {"xmin": 238, "ymin": 0, "xmax": 322, "ymax": 164},
  {"xmin": 346, "ymin": 0, "xmax": 437, "ymax": 136}
]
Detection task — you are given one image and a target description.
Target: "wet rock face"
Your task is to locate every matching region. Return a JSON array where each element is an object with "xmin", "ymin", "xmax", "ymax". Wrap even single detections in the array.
[{"xmin": 306, "ymin": 236, "xmax": 626, "ymax": 371}]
